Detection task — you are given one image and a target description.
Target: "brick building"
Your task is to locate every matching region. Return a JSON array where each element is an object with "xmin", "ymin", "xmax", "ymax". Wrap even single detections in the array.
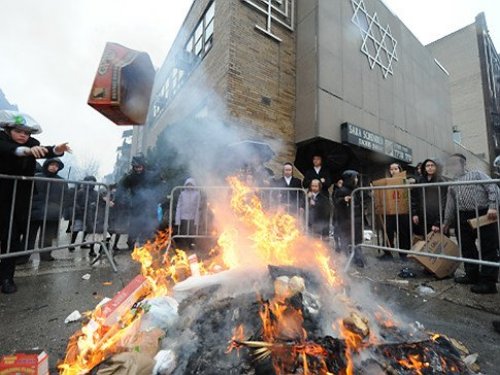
[{"xmin": 133, "ymin": 0, "xmax": 492, "ymax": 181}]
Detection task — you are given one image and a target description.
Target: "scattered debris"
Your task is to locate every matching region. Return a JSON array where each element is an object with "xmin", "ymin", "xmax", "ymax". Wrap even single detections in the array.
[
  {"xmin": 387, "ymin": 279, "xmax": 409, "ymax": 285},
  {"xmin": 95, "ymin": 352, "xmax": 155, "ymax": 375},
  {"xmin": 103, "ymin": 281, "xmax": 113, "ymax": 286},
  {"xmin": 64, "ymin": 310, "xmax": 82, "ymax": 324},
  {"xmin": 152, "ymin": 350, "xmax": 176, "ymax": 375},
  {"xmin": 398, "ymin": 267, "xmax": 416, "ymax": 279},
  {"xmin": 0, "ymin": 350, "xmax": 48, "ymax": 374},
  {"xmin": 81, "ymin": 273, "xmax": 91, "ymax": 280},
  {"xmin": 140, "ymin": 297, "xmax": 179, "ymax": 332},
  {"xmin": 417, "ymin": 285, "xmax": 436, "ymax": 296}
]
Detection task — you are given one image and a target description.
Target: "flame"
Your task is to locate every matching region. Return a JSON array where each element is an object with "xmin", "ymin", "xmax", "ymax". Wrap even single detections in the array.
[
  {"xmin": 398, "ymin": 354, "xmax": 428, "ymax": 374},
  {"xmin": 338, "ymin": 320, "xmax": 365, "ymax": 375}
]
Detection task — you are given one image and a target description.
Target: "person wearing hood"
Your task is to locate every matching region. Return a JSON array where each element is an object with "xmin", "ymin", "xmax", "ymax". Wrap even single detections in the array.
[
  {"xmin": 120, "ymin": 155, "xmax": 162, "ymax": 249},
  {"xmin": 411, "ymin": 158, "xmax": 448, "ymax": 236},
  {"xmin": 0, "ymin": 110, "xmax": 70, "ymax": 293},
  {"xmin": 24, "ymin": 158, "xmax": 68, "ymax": 262},
  {"xmin": 175, "ymin": 178, "xmax": 201, "ymax": 249},
  {"xmin": 334, "ymin": 170, "xmax": 365, "ymax": 268}
]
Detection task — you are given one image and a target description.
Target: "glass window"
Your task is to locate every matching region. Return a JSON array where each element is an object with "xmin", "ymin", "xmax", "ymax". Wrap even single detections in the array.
[
  {"xmin": 195, "ymin": 23, "xmax": 203, "ymax": 42},
  {"xmin": 205, "ymin": 19, "xmax": 214, "ymax": 41},
  {"xmin": 206, "ymin": 2, "xmax": 215, "ymax": 24}
]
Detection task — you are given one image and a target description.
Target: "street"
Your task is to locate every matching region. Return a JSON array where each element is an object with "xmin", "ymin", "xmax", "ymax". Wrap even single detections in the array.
[{"xmin": 0, "ymin": 246, "xmax": 498, "ymax": 374}]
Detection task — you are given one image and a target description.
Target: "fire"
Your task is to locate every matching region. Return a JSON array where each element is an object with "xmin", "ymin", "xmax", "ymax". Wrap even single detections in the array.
[
  {"xmin": 398, "ymin": 353, "xmax": 428, "ymax": 374},
  {"xmin": 61, "ymin": 176, "xmax": 467, "ymax": 375}
]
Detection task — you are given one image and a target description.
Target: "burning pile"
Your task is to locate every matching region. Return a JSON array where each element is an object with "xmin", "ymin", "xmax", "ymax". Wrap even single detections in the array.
[{"xmin": 59, "ymin": 178, "xmax": 476, "ymax": 374}]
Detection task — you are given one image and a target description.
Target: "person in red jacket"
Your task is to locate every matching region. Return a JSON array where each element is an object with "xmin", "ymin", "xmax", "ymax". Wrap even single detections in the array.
[{"xmin": 0, "ymin": 110, "xmax": 70, "ymax": 294}]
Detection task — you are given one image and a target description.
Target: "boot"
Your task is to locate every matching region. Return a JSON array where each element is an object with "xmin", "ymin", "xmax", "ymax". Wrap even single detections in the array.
[
  {"xmin": 454, "ymin": 275, "xmax": 479, "ymax": 285},
  {"xmin": 1, "ymin": 279, "xmax": 17, "ymax": 294},
  {"xmin": 470, "ymin": 283, "xmax": 498, "ymax": 295},
  {"xmin": 40, "ymin": 253, "xmax": 55, "ymax": 262}
]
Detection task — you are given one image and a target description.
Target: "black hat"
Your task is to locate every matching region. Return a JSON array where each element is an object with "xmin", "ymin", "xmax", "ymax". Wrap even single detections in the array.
[
  {"xmin": 131, "ymin": 155, "xmax": 147, "ymax": 167},
  {"xmin": 83, "ymin": 176, "xmax": 97, "ymax": 182}
]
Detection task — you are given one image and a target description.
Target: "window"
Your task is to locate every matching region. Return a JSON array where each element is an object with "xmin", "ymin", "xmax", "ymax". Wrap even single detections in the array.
[
  {"xmin": 185, "ymin": 1, "xmax": 215, "ymax": 57},
  {"xmin": 152, "ymin": 1, "xmax": 215, "ymax": 120}
]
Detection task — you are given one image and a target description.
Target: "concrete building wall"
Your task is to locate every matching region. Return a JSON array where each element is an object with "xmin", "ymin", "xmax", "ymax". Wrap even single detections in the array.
[
  {"xmin": 427, "ymin": 24, "xmax": 489, "ymax": 162},
  {"xmin": 296, "ymin": 0, "xmax": 454, "ymax": 164}
]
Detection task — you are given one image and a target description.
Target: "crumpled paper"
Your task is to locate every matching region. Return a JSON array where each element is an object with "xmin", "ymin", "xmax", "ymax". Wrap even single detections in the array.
[{"xmin": 95, "ymin": 352, "xmax": 155, "ymax": 375}]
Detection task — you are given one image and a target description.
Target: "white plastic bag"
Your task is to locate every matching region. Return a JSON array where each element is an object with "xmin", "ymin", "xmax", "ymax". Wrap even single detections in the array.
[
  {"xmin": 140, "ymin": 297, "xmax": 179, "ymax": 332},
  {"xmin": 153, "ymin": 350, "xmax": 176, "ymax": 375}
]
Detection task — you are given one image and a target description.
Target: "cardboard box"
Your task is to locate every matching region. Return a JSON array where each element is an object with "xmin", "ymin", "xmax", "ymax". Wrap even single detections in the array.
[
  {"xmin": 0, "ymin": 350, "xmax": 48, "ymax": 375},
  {"xmin": 372, "ymin": 172, "xmax": 409, "ymax": 215},
  {"xmin": 409, "ymin": 232, "xmax": 460, "ymax": 279},
  {"xmin": 468, "ymin": 214, "xmax": 498, "ymax": 229},
  {"xmin": 98, "ymin": 275, "xmax": 150, "ymax": 326},
  {"xmin": 88, "ymin": 42, "xmax": 155, "ymax": 125}
]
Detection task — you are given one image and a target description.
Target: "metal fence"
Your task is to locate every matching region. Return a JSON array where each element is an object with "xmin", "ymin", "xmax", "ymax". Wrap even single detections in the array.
[
  {"xmin": 0, "ymin": 174, "xmax": 118, "ymax": 272},
  {"xmin": 347, "ymin": 178, "xmax": 500, "ymax": 272},
  {"xmin": 167, "ymin": 186, "xmax": 310, "ymax": 248}
]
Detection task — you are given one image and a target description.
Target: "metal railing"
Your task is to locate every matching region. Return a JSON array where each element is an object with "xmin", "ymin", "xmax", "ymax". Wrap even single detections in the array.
[
  {"xmin": 0, "ymin": 174, "xmax": 118, "ymax": 272},
  {"xmin": 167, "ymin": 186, "xmax": 310, "ymax": 248},
  {"xmin": 346, "ymin": 178, "xmax": 500, "ymax": 272}
]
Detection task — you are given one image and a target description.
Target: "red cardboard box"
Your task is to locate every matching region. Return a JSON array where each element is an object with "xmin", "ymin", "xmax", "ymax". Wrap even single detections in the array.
[
  {"xmin": 98, "ymin": 275, "xmax": 150, "ymax": 326},
  {"xmin": 0, "ymin": 350, "xmax": 48, "ymax": 375},
  {"xmin": 88, "ymin": 42, "xmax": 155, "ymax": 125}
]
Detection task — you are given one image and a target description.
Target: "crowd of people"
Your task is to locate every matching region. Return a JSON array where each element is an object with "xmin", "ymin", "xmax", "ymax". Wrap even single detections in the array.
[{"xmin": 0, "ymin": 111, "xmax": 499, "ymax": 321}]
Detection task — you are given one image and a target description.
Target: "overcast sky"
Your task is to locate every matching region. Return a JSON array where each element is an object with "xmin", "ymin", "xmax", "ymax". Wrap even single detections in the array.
[{"xmin": 0, "ymin": 0, "xmax": 499, "ymax": 178}]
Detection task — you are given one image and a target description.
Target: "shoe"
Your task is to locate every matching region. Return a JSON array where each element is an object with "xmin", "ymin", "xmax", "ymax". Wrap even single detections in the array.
[
  {"xmin": 89, "ymin": 250, "xmax": 97, "ymax": 258},
  {"xmin": 470, "ymin": 283, "xmax": 498, "ymax": 295},
  {"xmin": 15, "ymin": 256, "xmax": 30, "ymax": 265},
  {"xmin": 68, "ymin": 246, "xmax": 75, "ymax": 252},
  {"xmin": 378, "ymin": 253, "xmax": 393, "ymax": 261},
  {"xmin": 1, "ymin": 279, "xmax": 17, "ymax": 294},
  {"xmin": 493, "ymin": 321, "xmax": 500, "ymax": 334},
  {"xmin": 354, "ymin": 258, "xmax": 365, "ymax": 268},
  {"xmin": 81, "ymin": 244, "xmax": 91, "ymax": 249},
  {"xmin": 454, "ymin": 275, "xmax": 479, "ymax": 285}
]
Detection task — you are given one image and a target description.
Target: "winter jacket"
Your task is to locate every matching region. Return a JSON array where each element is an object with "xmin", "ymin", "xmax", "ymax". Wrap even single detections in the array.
[
  {"xmin": 411, "ymin": 159, "xmax": 448, "ymax": 228},
  {"xmin": 30, "ymin": 158, "xmax": 68, "ymax": 221},
  {"xmin": 303, "ymin": 167, "xmax": 331, "ymax": 193},
  {"xmin": 308, "ymin": 192, "xmax": 331, "ymax": 235},
  {"xmin": 175, "ymin": 178, "xmax": 201, "ymax": 226},
  {"xmin": 0, "ymin": 131, "xmax": 60, "ymax": 225}
]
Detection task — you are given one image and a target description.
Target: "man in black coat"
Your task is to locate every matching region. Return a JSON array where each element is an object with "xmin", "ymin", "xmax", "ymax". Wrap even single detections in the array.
[
  {"xmin": 25, "ymin": 158, "xmax": 67, "ymax": 262},
  {"xmin": 302, "ymin": 154, "xmax": 331, "ymax": 194},
  {"xmin": 307, "ymin": 179, "xmax": 331, "ymax": 239},
  {"xmin": 333, "ymin": 170, "xmax": 365, "ymax": 268},
  {"xmin": 0, "ymin": 111, "xmax": 70, "ymax": 293},
  {"xmin": 120, "ymin": 156, "xmax": 162, "ymax": 250},
  {"xmin": 274, "ymin": 162, "xmax": 304, "ymax": 214}
]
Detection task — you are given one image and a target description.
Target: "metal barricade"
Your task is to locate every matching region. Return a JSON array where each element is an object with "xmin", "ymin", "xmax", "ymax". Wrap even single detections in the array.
[
  {"xmin": 167, "ymin": 186, "xmax": 310, "ymax": 248},
  {"xmin": 347, "ymin": 179, "xmax": 500, "ymax": 272},
  {"xmin": 0, "ymin": 174, "xmax": 118, "ymax": 272}
]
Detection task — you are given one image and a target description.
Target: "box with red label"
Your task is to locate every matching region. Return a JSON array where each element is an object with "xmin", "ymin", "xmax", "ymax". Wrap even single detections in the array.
[
  {"xmin": 88, "ymin": 42, "xmax": 155, "ymax": 125},
  {"xmin": 0, "ymin": 350, "xmax": 48, "ymax": 375},
  {"xmin": 98, "ymin": 275, "xmax": 150, "ymax": 326}
]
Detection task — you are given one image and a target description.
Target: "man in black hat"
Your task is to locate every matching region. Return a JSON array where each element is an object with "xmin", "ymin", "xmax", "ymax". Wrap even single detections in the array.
[{"xmin": 303, "ymin": 154, "xmax": 331, "ymax": 194}]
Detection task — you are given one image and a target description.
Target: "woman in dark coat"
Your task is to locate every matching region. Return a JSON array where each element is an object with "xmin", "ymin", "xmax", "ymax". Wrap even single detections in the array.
[
  {"xmin": 0, "ymin": 110, "xmax": 70, "ymax": 293},
  {"xmin": 411, "ymin": 158, "xmax": 448, "ymax": 235},
  {"xmin": 333, "ymin": 170, "xmax": 365, "ymax": 268}
]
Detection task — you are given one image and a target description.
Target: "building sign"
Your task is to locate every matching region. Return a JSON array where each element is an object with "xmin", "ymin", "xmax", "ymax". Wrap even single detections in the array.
[
  {"xmin": 241, "ymin": 0, "xmax": 294, "ymax": 43},
  {"xmin": 350, "ymin": 0, "xmax": 398, "ymax": 79},
  {"xmin": 341, "ymin": 123, "xmax": 413, "ymax": 163}
]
